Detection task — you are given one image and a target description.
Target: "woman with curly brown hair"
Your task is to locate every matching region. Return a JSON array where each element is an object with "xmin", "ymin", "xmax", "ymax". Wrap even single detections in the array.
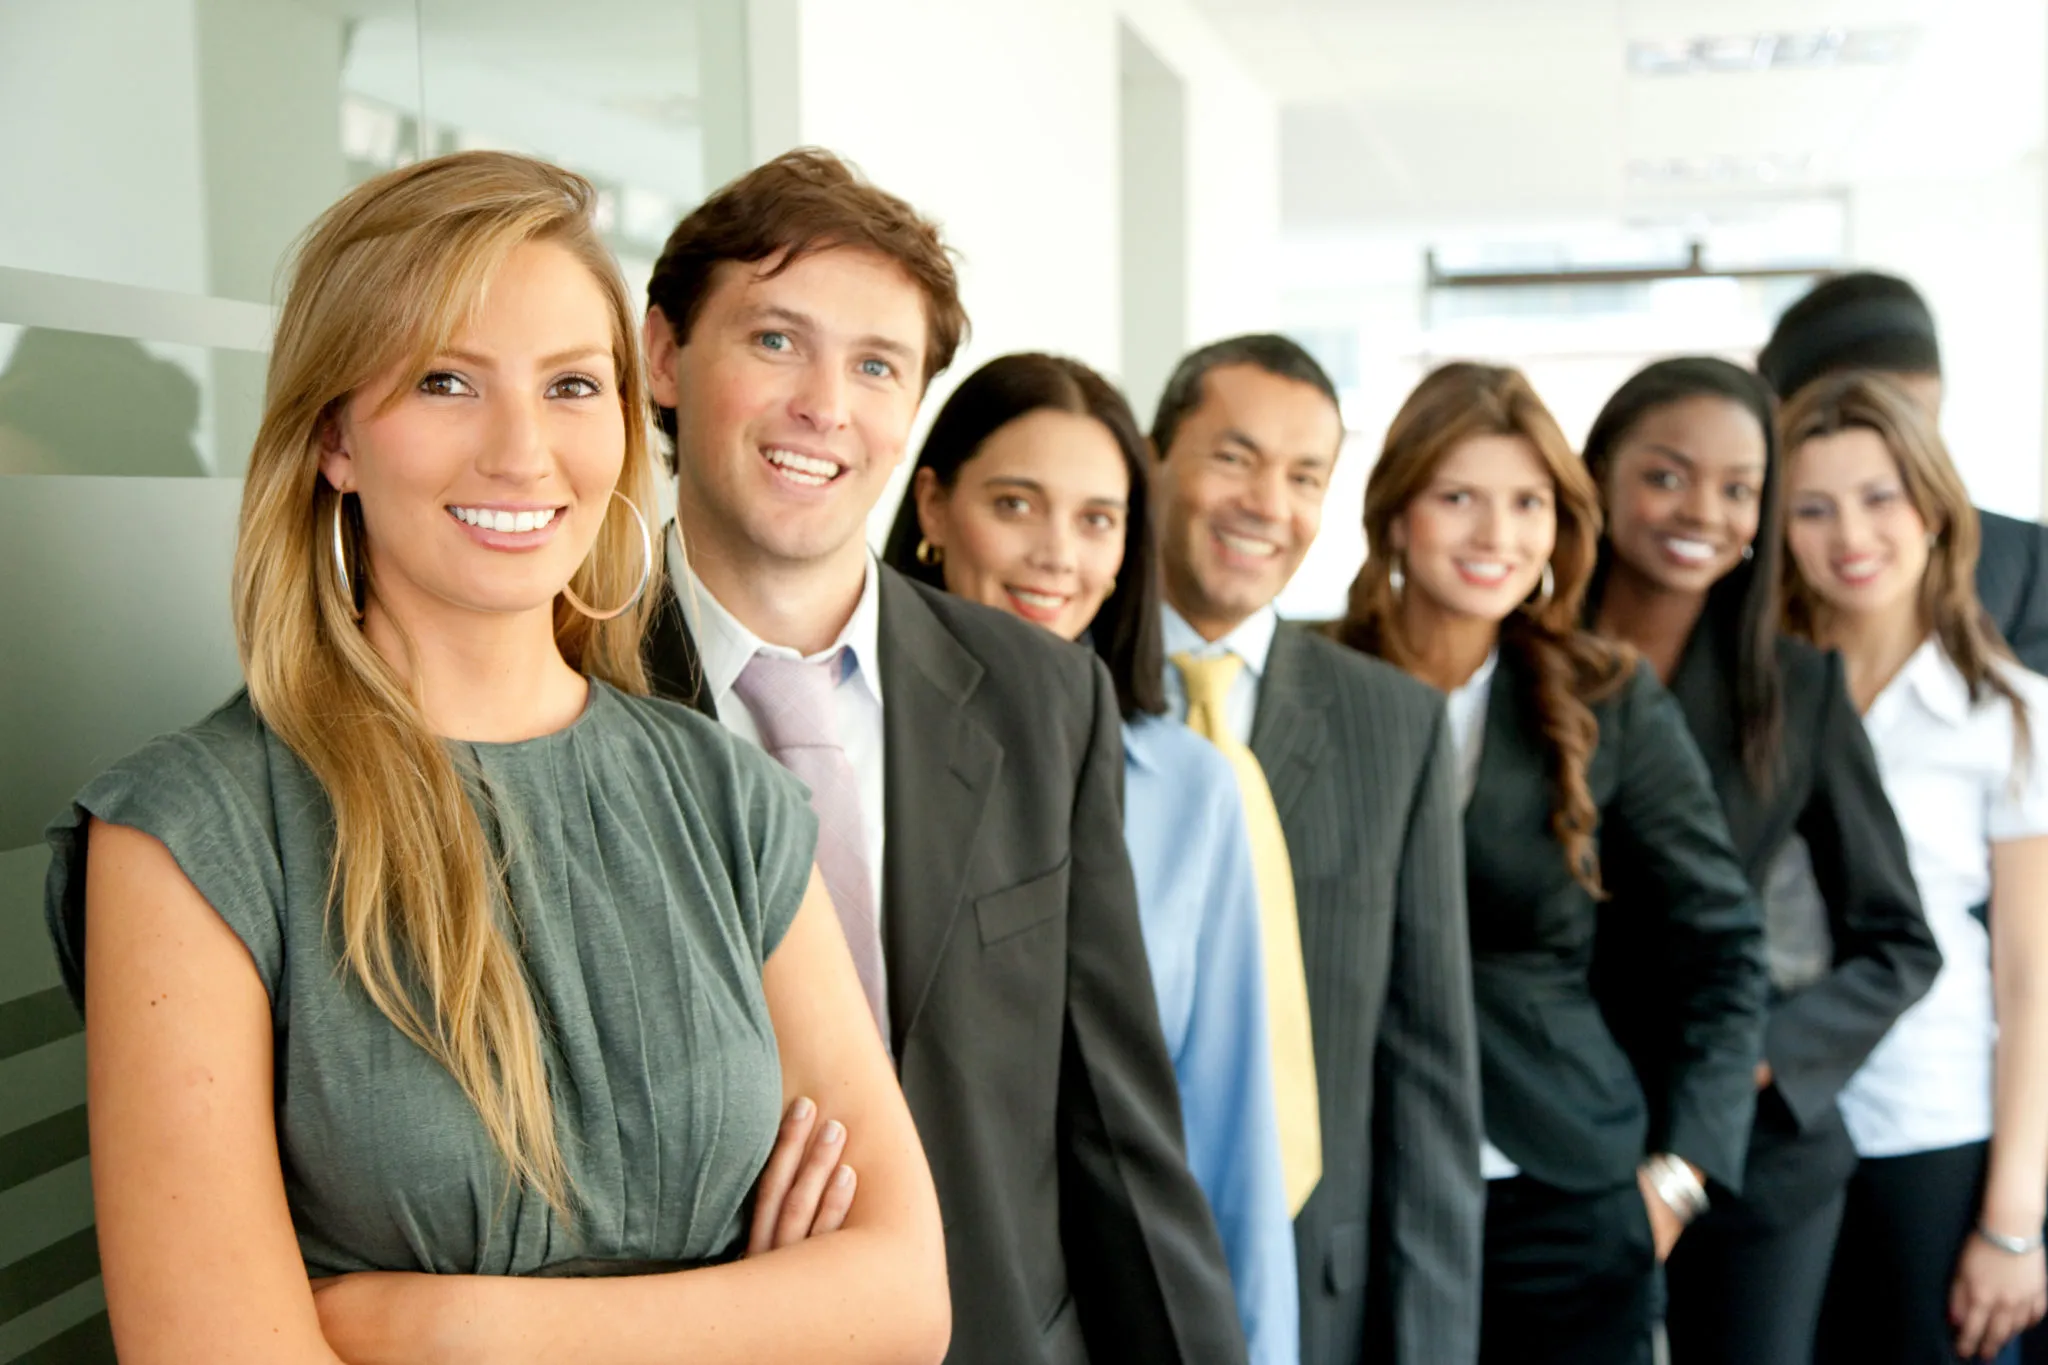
[
  {"xmin": 1329, "ymin": 361, "xmax": 1768, "ymax": 1365},
  {"xmin": 1780, "ymin": 372, "xmax": 2048, "ymax": 1365}
]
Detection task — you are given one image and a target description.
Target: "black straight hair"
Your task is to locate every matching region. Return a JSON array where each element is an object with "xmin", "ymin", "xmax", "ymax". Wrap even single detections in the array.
[
  {"xmin": 1149, "ymin": 332, "xmax": 1340, "ymax": 458},
  {"xmin": 881, "ymin": 352, "xmax": 1166, "ymax": 718},
  {"xmin": 1583, "ymin": 357, "xmax": 1785, "ymax": 791}
]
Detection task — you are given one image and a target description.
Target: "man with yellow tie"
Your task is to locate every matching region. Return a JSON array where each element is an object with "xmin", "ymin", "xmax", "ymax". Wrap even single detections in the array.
[{"xmin": 1151, "ymin": 335, "xmax": 1485, "ymax": 1365}]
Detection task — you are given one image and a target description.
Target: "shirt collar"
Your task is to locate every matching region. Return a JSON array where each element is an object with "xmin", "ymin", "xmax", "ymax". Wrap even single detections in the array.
[
  {"xmin": 1894, "ymin": 633, "xmax": 1972, "ymax": 728},
  {"xmin": 666, "ymin": 523, "xmax": 885, "ymax": 710},
  {"xmin": 1450, "ymin": 648, "xmax": 1500, "ymax": 706},
  {"xmin": 1122, "ymin": 711, "xmax": 1167, "ymax": 774},
  {"xmin": 1161, "ymin": 603, "xmax": 1280, "ymax": 678}
]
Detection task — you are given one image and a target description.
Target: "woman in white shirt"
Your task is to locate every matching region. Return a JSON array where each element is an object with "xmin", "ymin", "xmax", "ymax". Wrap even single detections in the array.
[{"xmin": 1782, "ymin": 370, "xmax": 2048, "ymax": 1364}]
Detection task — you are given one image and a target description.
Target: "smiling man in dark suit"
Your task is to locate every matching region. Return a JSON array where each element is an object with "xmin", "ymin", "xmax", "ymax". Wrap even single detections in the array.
[
  {"xmin": 1149, "ymin": 335, "xmax": 1485, "ymax": 1365},
  {"xmin": 636, "ymin": 148, "xmax": 1244, "ymax": 1365}
]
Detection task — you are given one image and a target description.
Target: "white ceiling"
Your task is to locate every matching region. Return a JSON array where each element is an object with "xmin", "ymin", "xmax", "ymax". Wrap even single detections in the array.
[{"xmin": 1190, "ymin": 0, "xmax": 2047, "ymax": 229}]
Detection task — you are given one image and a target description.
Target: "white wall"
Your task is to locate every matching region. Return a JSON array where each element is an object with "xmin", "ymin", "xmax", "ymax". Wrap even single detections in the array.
[
  {"xmin": 1120, "ymin": 0, "xmax": 1282, "ymax": 363},
  {"xmin": 736, "ymin": 0, "xmax": 1280, "ymax": 544},
  {"xmin": 1848, "ymin": 159, "xmax": 2047, "ymax": 520}
]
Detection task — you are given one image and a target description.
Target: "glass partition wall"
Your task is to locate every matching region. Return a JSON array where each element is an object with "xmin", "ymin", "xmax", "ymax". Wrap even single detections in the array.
[{"xmin": 0, "ymin": 3, "xmax": 724, "ymax": 1356}]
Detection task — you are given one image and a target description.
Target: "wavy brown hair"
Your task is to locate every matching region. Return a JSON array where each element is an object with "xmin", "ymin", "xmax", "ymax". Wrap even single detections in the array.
[
  {"xmin": 233, "ymin": 151, "xmax": 656, "ymax": 1218},
  {"xmin": 1779, "ymin": 370, "xmax": 2029, "ymax": 761},
  {"xmin": 1333, "ymin": 362, "xmax": 1630, "ymax": 895}
]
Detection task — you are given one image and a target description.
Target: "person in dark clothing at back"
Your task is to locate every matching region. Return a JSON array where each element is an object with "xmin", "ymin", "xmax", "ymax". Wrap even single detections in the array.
[{"xmin": 1757, "ymin": 271, "xmax": 2048, "ymax": 675}]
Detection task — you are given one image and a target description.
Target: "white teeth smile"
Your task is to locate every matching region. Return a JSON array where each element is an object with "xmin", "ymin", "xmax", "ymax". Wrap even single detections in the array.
[
  {"xmin": 1010, "ymin": 588, "xmax": 1066, "ymax": 609},
  {"xmin": 1662, "ymin": 536, "xmax": 1715, "ymax": 563},
  {"xmin": 765, "ymin": 447, "xmax": 842, "ymax": 486},
  {"xmin": 449, "ymin": 506, "xmax": 558, "ymax": 533},
  {"xmin": 1216, "ymin": 531, "xmax": 1279, "ymax": 559},
  {"xmin": 1456, "ymin": 560, "xmax": 1511, "ymax": 583}
]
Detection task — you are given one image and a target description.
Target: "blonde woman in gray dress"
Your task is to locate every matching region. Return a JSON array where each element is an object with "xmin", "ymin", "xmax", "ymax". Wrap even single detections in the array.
[{"xmin": 45, "ymin": 152, "xmax": 947, "ymax": 1365}]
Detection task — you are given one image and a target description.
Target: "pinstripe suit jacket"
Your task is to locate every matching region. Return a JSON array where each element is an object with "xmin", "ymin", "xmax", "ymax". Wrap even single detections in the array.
[{"xmin": 1254, "ymin": 624, "xmax": 1484, "ymax": 1365}]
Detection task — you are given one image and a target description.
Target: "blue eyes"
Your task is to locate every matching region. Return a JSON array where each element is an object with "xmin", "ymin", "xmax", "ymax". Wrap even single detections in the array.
[{"xmin": 756, "ymin": 332, "xmax": 895, "ymax": 379}]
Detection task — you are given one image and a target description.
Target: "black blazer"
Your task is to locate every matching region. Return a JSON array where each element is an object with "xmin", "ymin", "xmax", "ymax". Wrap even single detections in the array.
[
  {"xmin": 1467, "ymin": 651, "xmax": 1768, "ymax": 1198},
  {"xmin": 1601, "ymin": 626, "xmax": 1939, "ymax": 1228},
  {"xmin": 1978, "ymin": 507, "xmax": 2048, "ymax": 676},
  {"xmin": 1257, "ymin": 625, "xmax": 1485, "ymax": 1365},
  {"xmin": 646, "ymin": 566, "xmax": 1244, "ymax": 1365}
]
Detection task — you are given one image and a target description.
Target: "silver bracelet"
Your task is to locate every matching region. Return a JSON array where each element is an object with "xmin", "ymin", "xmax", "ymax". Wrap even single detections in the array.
[
  {"xmin": 1976, "ymin": 1224, "xmax": 2047, "ymax": 1255},
  {"xmin": 1642, "ymin": 1153, "xmax": 1709, "ymax": 1224}
]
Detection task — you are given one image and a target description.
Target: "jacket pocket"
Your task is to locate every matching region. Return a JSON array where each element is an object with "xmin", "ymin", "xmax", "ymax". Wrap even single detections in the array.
[{"xmin": 975, "ymin": 859, "xmax": 1070, "ymax": 946}]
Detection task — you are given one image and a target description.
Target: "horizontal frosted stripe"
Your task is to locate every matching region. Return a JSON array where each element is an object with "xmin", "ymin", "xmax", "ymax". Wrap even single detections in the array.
[
  {"xmin": 0, "ymin": 1281, "xmax": 106, "ymax": 1365},
  {"xmin": 0, "ymin": 995, "xmax": 76, "ymax": 1066},
  {"xmin": 0, "ymin": 848, "xmax": 60, "ymax": 1004},
  {"xmin": 0, "ymin": 1229, "xmax": 98, "ymax": 1329},
  {"xmin": 0, "ymin": 1161, "xmax": 91, "ymax": 1269},
  {"xmin": 0, "ymin": 476, "xmax": 244, "ymax": 852},
  {"xmin": 0, "ymin": 268, "xmax": 271, "ymax": 354},
  {"xmin": 0, "ymin": 1110, "xmax": 87, "ymax": 1196},
  {"xmin": 0, "ymin": 1039, "xmax": 86, "ymax": 1136}
]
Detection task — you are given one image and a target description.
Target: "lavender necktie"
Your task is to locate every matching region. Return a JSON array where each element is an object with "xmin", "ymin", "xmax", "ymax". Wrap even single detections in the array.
[{"xmin": 730, "ymin": 649, "xmax": 889, "ymax": 1038}]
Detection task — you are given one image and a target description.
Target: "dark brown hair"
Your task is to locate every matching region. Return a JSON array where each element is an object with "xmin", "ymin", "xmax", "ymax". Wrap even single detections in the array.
[
  {"xmin": 1779, "ymin": 371, "xmax": 2030, "ymax": 760},
  {"xmin": 882, "ymin": 353, "xmax": 1165, "ymax": 718},
  {"xmin": 1333, "ymin": 362, "xmax": 1630, "ymax": 896},
  {"xmin": 1584, "ymin": 357, "xmax": 1784, "ymax": 791},
  {"xmin": 645, "ymin": 147, "xmax": 968, "ymax": 461}
]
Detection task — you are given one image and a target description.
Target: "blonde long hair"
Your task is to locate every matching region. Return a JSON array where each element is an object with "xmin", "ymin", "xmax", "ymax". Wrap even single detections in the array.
[{"xmin": 232, "ymin": 151, "xmax": 655, "ymax": 1216}]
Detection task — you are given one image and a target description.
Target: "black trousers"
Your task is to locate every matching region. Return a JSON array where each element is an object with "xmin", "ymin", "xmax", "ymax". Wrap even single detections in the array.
[
  {"xmin": 1663, "ymin": 1183, "xmax": 1846, "ymax": 1365},
  {"xmin": 1479, "ymin": 1176, "xmax": 1657, "ymax": 1365},
  {"xmin": 1816, "ymin": 1141, "xmax": 1990, "ymax": 1365}
]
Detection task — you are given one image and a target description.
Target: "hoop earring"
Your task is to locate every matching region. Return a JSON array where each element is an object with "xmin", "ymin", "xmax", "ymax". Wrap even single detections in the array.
[
  {"xmin": 562, "ymin": 489, "xmax": 654, "ymax": 621},
  {"xmin": 1388, "ymin": 556, "xmax": 1406, "ymax": 599},
  {"xmin": 1524, "ymin": 561, "xmax": 1555, "ymax": 611},
  {"xmin": 916, "ymin": 537, "xmax": 944, "ymax": 567},
  {"xmin": 331, "ymin": 493, "xmax": 362, "ymax": 621}
]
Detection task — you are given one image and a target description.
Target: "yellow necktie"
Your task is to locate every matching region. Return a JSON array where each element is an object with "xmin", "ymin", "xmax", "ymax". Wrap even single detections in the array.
[{"xmin": 1172, "ymin": 651, "xmax": 1322, "ymax": 1215}]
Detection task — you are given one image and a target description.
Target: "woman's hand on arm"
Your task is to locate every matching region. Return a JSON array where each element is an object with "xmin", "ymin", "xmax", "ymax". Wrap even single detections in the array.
[
  {"xmin": 1952, "ymin": 833, "xmax": 2048, "ymax": 1360},
  {"xmin": 82, "ymin": 819, "xmax": 347, "ymax": 1365}
]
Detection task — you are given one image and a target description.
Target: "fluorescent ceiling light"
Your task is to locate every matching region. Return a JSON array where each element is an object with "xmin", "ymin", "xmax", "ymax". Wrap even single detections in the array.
[
  {"xmin": 1626, "ymin": 153, "xmax": 1813, "ymax": 186},
  {"xmin": 1629, "ymin": 27, "xmax": 1919, "ymax": 76}
]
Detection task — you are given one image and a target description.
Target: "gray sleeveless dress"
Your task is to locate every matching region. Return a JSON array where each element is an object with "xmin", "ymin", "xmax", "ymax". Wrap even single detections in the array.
[{"xmin": 44, "ymin": 681, "xmax": 818, "ymax": 1278}]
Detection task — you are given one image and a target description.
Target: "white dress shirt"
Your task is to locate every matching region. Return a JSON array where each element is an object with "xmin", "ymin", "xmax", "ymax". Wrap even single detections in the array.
[
  {"xmin": 1836, "ymin": 636, "xmax": 2048, "ymax": 1158},
  {"xmin": 1161, "ymin": 605, "xmax": 1279, "ymax": 743},
  {"xmin": 668, "ymin": 529, "xmax": 887, "ymax": 922},
  {"xmin": 1441, "ymin": 651, "xmax": 1520, "ymax": 1182}
]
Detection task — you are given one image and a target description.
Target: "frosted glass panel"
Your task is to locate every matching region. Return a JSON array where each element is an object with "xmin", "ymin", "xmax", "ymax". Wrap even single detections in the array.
[{"xmin": 0, "ymin": 477, "xmax": 243, "ymax": 853}]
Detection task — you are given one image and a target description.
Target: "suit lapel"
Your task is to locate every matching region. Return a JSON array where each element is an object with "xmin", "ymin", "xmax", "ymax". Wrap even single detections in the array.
[
  {"xmin": 1461, "ymin": 649, "xmax": 1547, "ymax": 853},
  {"xmin": 877, "ymin": 570, "xmax": 1002, "ymax": 1056},
  {"xmin": 642, "ymin": 541, "xmax": 716, "ymax": 719},
  {"xmin": 1250, "ymin": 624, "xmax": 1331, "ymax": 827}
]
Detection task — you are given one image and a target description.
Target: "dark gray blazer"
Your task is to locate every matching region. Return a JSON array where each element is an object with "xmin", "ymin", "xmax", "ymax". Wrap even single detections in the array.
[
  {"xmin": 1256, "ymin": 624, "xmax": 1484, "ymax": 1365},
  {"xmin": 1600, "ymin": 626, "xmax": 1939, "ymax": 1228},
  {"xmin": 645, "ymin": 564, "xmax": 1245, "ymax": 1365},
  {"xmin": 1469, "ymin": 652, "xmax": 1768, "ymax": 1198},
  {"xmin": 1978, "ymin": 507, "xmax": 2048, "ymax": 676}
]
